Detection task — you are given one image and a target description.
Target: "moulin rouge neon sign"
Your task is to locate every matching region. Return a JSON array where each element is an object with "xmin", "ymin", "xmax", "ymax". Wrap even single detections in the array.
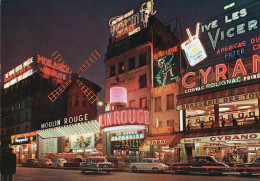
[
  {"xmin": 109, "ymin": 0, "xmax": 156, "ymax": 39},
  {"xmin": 182, "ymin": 55, "xmax": 260, "ymax": 93}
]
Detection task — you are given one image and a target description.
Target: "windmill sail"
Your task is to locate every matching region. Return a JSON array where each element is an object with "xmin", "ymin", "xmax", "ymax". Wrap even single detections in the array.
[
  {"xmin": 76, "ymin": 79, "xmax": 98, "ymax": 104},
  {"xmin": 52, "ymin": 51, "xmax": 72, "ymax": 74},
  {"xmin": 48, "ymin": 79, "xmax": 72, "ymax": 102},
  {"xmin": 77, "ymin": 50, "xmax": 101, "ymax": 75}
]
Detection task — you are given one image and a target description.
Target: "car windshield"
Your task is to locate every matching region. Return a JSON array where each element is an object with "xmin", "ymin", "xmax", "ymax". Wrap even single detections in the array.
[{"xmin": 154, "ymin": 160, "xmax": 160, "ymax": 163}]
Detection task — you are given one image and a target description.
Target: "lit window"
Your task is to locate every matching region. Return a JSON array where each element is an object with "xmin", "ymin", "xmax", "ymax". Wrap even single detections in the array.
[
  {"xmin": 167, "ymin": 94, "xmax": 174, "ymax": 110},
  {"xmin": 119, "ymin": 62, "xmax": 125, "ymax": 74},
  {"xmin": 155, "ymin": 97, "xmax": 161, "ymax": 112}
]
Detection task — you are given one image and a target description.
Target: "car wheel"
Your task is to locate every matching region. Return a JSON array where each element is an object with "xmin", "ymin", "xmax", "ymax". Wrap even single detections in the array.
[
  {"xmin": 241, "ymin": 170, "xmax": 252, "ymax": 177},
  {"xmin": 132, "ymin": 166, "xmax": 137, "ymax": 173},
  {"xmin": 152, "ymin": 167, "xmax": 158, "ymax": 173}
]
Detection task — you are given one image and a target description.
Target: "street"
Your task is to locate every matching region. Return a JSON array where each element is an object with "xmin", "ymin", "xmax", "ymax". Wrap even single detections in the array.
[{"xmin": 14, "ymin": 167, "xmax": 260, "ymax": 181}]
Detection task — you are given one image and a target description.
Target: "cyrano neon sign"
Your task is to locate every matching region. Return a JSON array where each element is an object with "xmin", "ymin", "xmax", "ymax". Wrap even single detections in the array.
[
  {"xmin": 182, "ymin": 55, "xmax": 260, "ymax": 93},
  {"xmin": 109, "ymin": 0, "xmax": 156, "ymax": 39}
]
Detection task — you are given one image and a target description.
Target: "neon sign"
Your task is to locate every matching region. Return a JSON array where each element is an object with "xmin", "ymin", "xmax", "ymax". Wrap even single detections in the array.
[
  {"xmin": 99, "ymin": 108, "xmax": 149, "ymax": 129},
  {"xmin": 181, "ymin": 23, "xmax": 207, "ymax": 66},
  {"xmin": 4, "ymin": 69, "xmax": 34, "ymax": 89},
  {"xmin": 109, "ymin": 0, "xmax": 156, "ymax": 40},
  {"xmin": 110, "ymin": 86, "xmax": 127, "ymax": 104},
  {"xmin": 182, "ymin": 55, "xmax": 260, "ymax": 93}
]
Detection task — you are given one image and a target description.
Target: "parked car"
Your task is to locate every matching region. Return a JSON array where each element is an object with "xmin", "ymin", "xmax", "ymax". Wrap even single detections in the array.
[
  {"xmin": 171, "ymin": 156, "xmax": 230, "ymax": 175},
  {"xmin": 37, "ymin": 158, "xmax": 53, "ymax": 167},
  {"xmin": 22, "ymin": 159, "xmax": 39, "ymax": 167},
  {"xmin": 80, "ymin": 156, "xmax": 113, "ymax": 173},
  {"xmin": 64, "ymin": 158, "xmax": 84, "ymax": 167},
  {"xmin": 52, "ymin": 158, "xmax": 67, "ymax": 167},
  {"xmin": 235, "ymin": 157, "xmax": 260, "ymax": 176},
  {"xmin": 130, "ymin": 158, "xmax": 169, "ymax": 173},
  {"xmin": 106, "ymin": 156, "xmax": 125, "ymax": 170}
]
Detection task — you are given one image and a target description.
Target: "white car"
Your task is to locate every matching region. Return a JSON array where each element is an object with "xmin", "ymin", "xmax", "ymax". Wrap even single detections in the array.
[
  {"xmin": 130, "ymin": 158, "xmax": 169, "ymax": 173},
  {"xmin": 52, "ymin": 158, "xmax": 67, "ymax": 167}
]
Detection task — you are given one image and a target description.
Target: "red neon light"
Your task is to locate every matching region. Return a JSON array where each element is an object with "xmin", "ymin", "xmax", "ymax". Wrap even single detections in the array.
[
  {"xmin": 98, "ymin": 108, "xmax": 149, "ymax": 129},
  {"xmin": 216, "ymin": 64, "xmax": 227, "ymax": 81},
  {"xmin": 182, "ymin": 72, "xmax": 196, "ymax": 88},
  {"xmin": 232, "ymin": 59, "xmax": 247, "ymax": 77},
  {"xmin": 199, "ymin": 67, "xmax": 211, "ymax": 84},
  {"xmin": 253, "ymin": 55, "xmax": 260, "ymax": 73}
]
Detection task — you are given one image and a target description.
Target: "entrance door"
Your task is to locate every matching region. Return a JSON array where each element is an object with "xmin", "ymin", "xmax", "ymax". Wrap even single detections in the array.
[{"xmin": 186, "ymin": 147, "xmax": 193, "ymax": 161}]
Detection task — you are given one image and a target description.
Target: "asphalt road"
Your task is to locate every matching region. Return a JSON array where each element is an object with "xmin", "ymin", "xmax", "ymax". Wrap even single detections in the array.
[{"xmin": 14, "ymin": 167, "xmax": 260, "ymax": 181}]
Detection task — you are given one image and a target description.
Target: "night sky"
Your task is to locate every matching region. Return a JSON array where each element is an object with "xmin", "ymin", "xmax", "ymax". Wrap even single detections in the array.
[{"xmin": 1, "ymin": 0, "xmax": 238, "ymax": 101}]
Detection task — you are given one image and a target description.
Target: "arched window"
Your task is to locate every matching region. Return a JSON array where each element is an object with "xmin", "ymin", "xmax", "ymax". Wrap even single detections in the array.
[
  {"xmin": 82, "ymin": 100, "xmax": 87, "ymax": 107},
  {"xmin": 75, "ymin": 100, "xmax": 79, "ymax": 107}
]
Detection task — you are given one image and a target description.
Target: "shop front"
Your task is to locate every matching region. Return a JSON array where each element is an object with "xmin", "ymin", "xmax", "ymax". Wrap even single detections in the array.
[
  {"xmin": 180, "ymin": 131, "xmax": 260, "ymax": 164},
  {"xmin": 10, "ymin": 132, "xmax": 37, "ymax": 164},
  {"xmin": 99, "ymin": 108, "xmax": 149, "ymax": 162},
  {"xmin": 37, "ymin": 116, "xmax": 101, "ymax": 161}
]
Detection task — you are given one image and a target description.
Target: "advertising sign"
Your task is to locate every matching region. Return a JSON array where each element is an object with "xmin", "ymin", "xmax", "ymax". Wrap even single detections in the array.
[
  {"xmin": 153, "ymin": 50, "xmax": 179, "ymax": 87},
  {"xmin": 70, "ymin": 133, "xmax": 94, "ymax": 149},
  {"xmin": 109, "ymin": 0, "xmax": 156, "ymax": 41}
]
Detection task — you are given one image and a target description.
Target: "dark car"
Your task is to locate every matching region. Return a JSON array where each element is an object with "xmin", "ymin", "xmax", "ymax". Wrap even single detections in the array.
[
  {"xmin": 22, "ymin": 159, "xmax": 39, "ymax": 167},
  {"xmin": 235, "ymin": 157, "xmax": 260, "ymax": 176},
  {"xmin": 171, "ymin": 156, "xmax": 230, "ymax": 175},
  {"xmin": 80, "ymin": 156, "xmax": 113, "ymax": 173},
  {"xmin": 64, "ymin": 158, "xmax": 84, "ymax": 167},
  {"xmin": 106, "ymin": 156, "xmax": 125, "ymax": 170}
]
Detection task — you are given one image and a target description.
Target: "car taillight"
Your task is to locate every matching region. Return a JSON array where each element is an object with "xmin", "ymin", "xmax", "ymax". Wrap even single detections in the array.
[
  {"xmin": 111, "ymin": 163, "xmax": 114, "ymax": 167},
  {"xmin": 96, "ymin": 163, "xmax": 99, "ymax": 168}
]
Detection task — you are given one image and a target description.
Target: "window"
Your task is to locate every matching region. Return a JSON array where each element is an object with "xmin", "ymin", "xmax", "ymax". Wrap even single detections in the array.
[
  {"xmin": 140, "ymin": 97, "xmax": 147, "ymax": 108},
  {"xmin": 128, "ymin": 57, "xmax": 135, "ymax": 70},
  {"xmin": 119, "ymin": 62, "xmax": 125, "ymax": 74},
  {"xmin": 139, "ymin": 53, "xmax": 147, "ymax": 66},
  {"xmin": 25, "ymin": 112, "xmax": 29, "ymax": 121},
  {"xmin": 139, "ymin": 74, "xmax": 147, "ymax": 89},
  {"xmin": 167, "ymin": 94, "xmax": 174, "ymax": 110},
  {"xmin": 17, "ymin": 114, "xmax": 20, "ymax": 122},
  {"xmin": 69, "ymin": 101, "xmax": 72, "ymax": 108},
  {"xmin": 75, "ymin": 100, "xmax": 79, "ymax": 107},
  {"xmin": 155, "ymin": 97, "xmax": 161, "ymax": 112},
  {"xmin": 110, "ymin": 65, "xmax": 115, "ymax": 77},
  {"xmin": 167, "ymin": 120, "xmax": 174, "ymax": 131},
  {"xmin": 129, "ymin": 100, "xmax": 135, "ymax": 108},
  {"xmin": 82, "ymin": 100, "xmax": 87, "ymax": 107}
]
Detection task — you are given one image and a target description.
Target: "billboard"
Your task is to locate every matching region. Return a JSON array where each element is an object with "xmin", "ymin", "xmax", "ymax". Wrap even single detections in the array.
[
  {"xmin": 182, "ymin": 0, "xmax": 260, "ymax": 70},
  {"xmin": 70, "ymin": 133, "xmax": 94, "ymax": 149},
  {"xmin": 153, "ymin": 47, "xmax": 179, "ymax": 87}
]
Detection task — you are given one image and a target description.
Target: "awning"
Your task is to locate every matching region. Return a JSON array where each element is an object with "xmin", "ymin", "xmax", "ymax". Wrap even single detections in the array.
[
  {"xmin": 37, "ymin": 120, "xmax": 100, "ymax": 138},
  {"xmin": 141, "ymin": 133, "xmax": 183, "ymax": 147},
  {"xmin": 177, "ymin": 84, "xmax": 260, "ymax": 110}
]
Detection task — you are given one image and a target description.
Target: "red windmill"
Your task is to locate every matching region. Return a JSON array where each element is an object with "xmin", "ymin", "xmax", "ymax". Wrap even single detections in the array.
[{"xmin": 48, "ymin": 50, "xmax": 101, "ymax": 104}]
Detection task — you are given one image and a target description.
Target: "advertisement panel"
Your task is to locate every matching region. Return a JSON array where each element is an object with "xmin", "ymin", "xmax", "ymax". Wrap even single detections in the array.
[{"xmin": 70, "ymin": 133, "xmax": 94, "ymax": 149}]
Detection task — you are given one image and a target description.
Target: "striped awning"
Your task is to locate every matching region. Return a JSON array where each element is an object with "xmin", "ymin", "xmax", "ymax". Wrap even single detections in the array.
[{"xmin": 37, "ymin": 120, "xmax": 100, "ymax": 138}]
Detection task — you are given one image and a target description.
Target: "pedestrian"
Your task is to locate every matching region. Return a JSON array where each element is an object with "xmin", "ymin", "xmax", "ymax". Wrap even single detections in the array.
[
  {"xmin": 232, "ymin": 116, "xmax": 238, "ymax": 126},
  {"xmin": 187, "ymin": 120, "xmax": 191, "ymax": 130},
  {"xmin": 222, "ymin": 118, "xmax": 226, "ymax": 127},
  {"xmin": 201, "ymin": 121, "xmax": 204, "ymax": 129},
  {"xmin": 211, "ymin": 119, "xmax": 214, "ymax": 128},
  {"xmin": 254, "ymin": 116, "xmax": 259, "ymax": 124}
]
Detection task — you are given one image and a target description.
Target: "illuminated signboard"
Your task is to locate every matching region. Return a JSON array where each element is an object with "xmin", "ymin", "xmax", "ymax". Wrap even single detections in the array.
[
  {"xmin": 111, "ymin": 130, "xmax": 144, "ymax": 141},
  {"xmin": 110, "ymin": 86, "xmax": 127, "ymax": 104},
  {"xmin": 181, "ymin": 23, "xmax": 207, "ymax": 66},
  {"xmin": 109, "ymin": 0, "xmax": 156, "ymax": 41},
  {"xmin": 182, "ymin": 55, "xmax": 260, "ymax": 93},
  {"xmin": 184, "ymin": 0, "xmax": 260, "ymax": 69},
  {"xmin": 11, "ymin": 135, "xmax": 36, "ymax": 145},
  {"xmin": 99, "ymin": 108, "xmax": 149, "ymax": 129},
  {"xmin": 40, "ymin": 113, "xmax": 88, "ymax": 129},
  {"xmin": 150, "ymin": 127, "xmax": 173, "ymax": 135},
  {"xmin": 153, "ymin": 46, "xmax": 179, "ymax": 87}
]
